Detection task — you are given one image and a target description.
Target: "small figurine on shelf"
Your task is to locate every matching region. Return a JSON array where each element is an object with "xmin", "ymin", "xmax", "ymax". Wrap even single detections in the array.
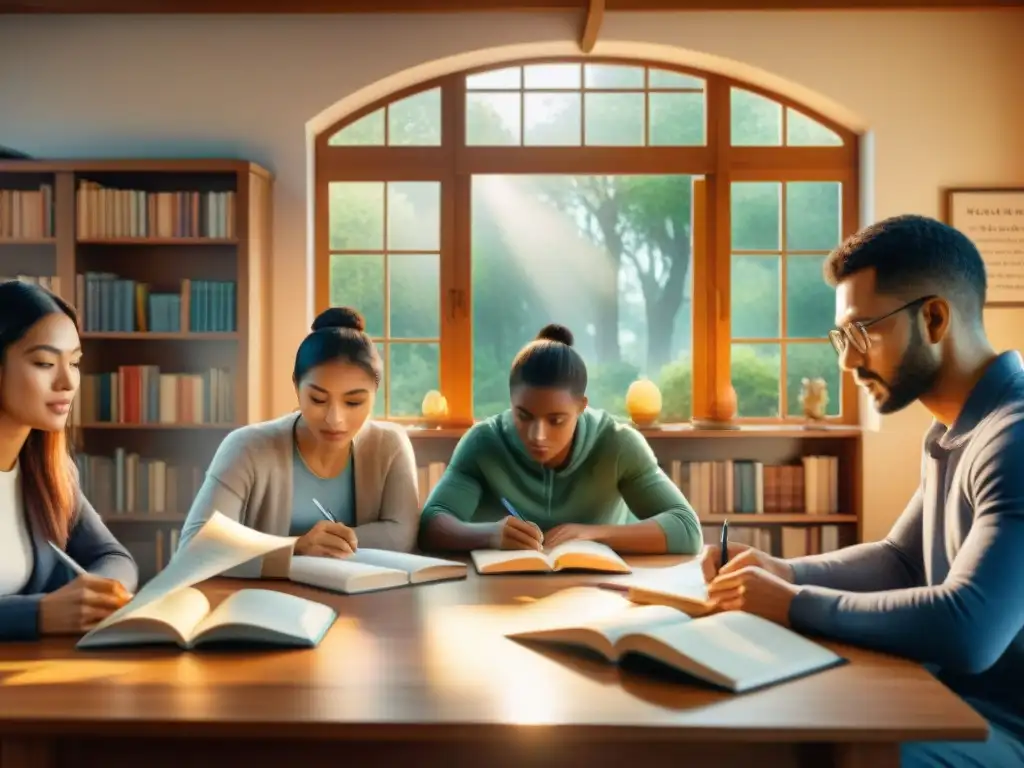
[
  {"xmin": 420, "ymin": 389, "xmax": 449, "ymax": 428},
  {"xmin": 799, "ymin": 377, "xmax": 829, "ymax": 426},
  {"xmin": 625, "ymin": 378, "xmax": 662, "ymax": 427}
]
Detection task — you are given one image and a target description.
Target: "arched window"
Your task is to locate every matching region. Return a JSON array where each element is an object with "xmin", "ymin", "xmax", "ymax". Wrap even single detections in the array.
[{"xmin": 315, "ymin": 59, "xmax": 858, "ymax": 426}]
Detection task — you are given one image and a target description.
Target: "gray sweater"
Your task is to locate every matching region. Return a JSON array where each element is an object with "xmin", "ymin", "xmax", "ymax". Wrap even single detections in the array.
[
  {"xmin": 179, "ymin": 413, "xmax": 421, "ymax": 553},
  {"xmin": 789, "ymin": 351, "xmax": 1024, "ymax": 741}
]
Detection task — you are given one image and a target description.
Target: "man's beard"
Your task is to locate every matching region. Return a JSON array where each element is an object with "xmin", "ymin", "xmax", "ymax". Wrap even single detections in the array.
[{"xmin": 859, "ymin": 325, "xmax": 941, "ymax": 415}]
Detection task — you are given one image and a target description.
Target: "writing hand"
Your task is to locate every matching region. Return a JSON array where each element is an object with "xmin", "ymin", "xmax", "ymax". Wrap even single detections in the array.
[
  {"xmin": 544, "ymin": 524, "xmax": 600, "ymax": 549},
  {"xmin": 700, "ymin": 542, "xmax": 793, "ymax": 584},
  {"xmin": 38, "ymin": 573, "xmax": 133, "ymax": 635},
  {"xmin": 294, "ymin": 520, "xmax": 358, "ymax": 558},
  {"xmin": 492, "ymin": 516, "xmax": 544, "ymax": 551},
  {"xmin": 707, "ymin": 566, "xmax": 799, "ymax": 627}
]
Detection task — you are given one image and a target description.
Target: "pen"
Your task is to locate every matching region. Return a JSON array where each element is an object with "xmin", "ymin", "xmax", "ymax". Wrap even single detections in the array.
[
  {"xmin": 48, "ymin": 541, "xmax": 86, "ymax": 576},
  {"xmin": 500, "ymin": 497, "xmax": 524, "ymax": 520},
  {"xmin": 312, "ymin": 498, "xmax": 337, "ymax": 524},
  {"xmin": 720, "ymin": 520, "xmax": 730, "ymax": 569}
]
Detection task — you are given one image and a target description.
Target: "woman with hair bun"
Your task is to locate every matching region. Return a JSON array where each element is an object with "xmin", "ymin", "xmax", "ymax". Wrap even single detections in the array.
[
  {"xmin": 178, "ymin": 307, "xmax": 420, "ymax": 556},
  {"xmin": 419, "ymin": 324, "xmax": 702, "ymax": 555}
]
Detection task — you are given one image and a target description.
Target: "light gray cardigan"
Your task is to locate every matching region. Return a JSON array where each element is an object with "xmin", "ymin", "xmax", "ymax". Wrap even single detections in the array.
[{"xmin": 178, "ymin": 413, "xmax": 420, "ymax": 553}]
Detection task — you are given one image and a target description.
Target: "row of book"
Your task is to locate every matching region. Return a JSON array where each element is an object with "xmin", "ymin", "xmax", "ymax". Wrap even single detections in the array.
[
  {"xmin": 76, "ymin": 449, "xmax": 204, "ymax": 516},
  {"xmin": 72, "ymin": 366, "xmax": 235, "ymax": 425},
  {"xmin": 76, "ymin": 181, "xmax": 237, "ymax": 240},
  {"xmin": 76, "ymin": 273, "xmax": 237, "ymax": 333},
  {"xmin": 664, "ymin": 457, "xmax": 840, "ymax": 515},
  {"xmin": 0, "ymin": 185, "xmax": 54, "ymax": 239}
]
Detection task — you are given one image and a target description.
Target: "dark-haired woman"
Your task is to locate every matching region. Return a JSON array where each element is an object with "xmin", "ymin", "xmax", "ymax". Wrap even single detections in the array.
[
  {"xmin": 0, "ymin": 281, "xmax": 137, "ymax": 641},
  {"xmin": 419, "ymin": 324, "xmax": 702, "ymax": 555},
  {"xmin": 178, "ymin": 307, "xmax": 420, "ymax": 557}
]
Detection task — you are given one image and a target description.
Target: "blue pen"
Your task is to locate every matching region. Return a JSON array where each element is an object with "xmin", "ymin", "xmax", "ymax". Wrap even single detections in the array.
[{"xmin": 500, "ymin": 497, "xmax": 523, "ymax": 520}]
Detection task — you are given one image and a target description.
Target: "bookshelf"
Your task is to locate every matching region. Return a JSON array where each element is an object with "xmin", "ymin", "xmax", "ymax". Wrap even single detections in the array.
[
  {"xmin": 0, "ymin": 159, "xmax": 273, "ymax": 583},
  {"xmin": 408, "ymin": 425, "xmax": 863, "ymax": 558}
]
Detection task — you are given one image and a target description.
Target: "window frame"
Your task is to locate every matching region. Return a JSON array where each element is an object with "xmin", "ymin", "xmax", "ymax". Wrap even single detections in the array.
[{"xmin": 315, "ymin": 58, "xmax": 860, "ymax": 426}]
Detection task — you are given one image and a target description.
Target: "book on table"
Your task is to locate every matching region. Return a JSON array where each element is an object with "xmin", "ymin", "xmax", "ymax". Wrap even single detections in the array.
[
  {"xmin": 471, "ymin": 540, "xmax": 631, "ymax": 575},
  {"xmin": 599, "ymin": 559, "xmax": 717, "ymax": 617},
  {"xmin": 287, "ymin": 549, "xmax": 468, "ymax": 595},
  {"xmin": 508, "ymin": 588, "xmax": 845, "ymax": 693}
]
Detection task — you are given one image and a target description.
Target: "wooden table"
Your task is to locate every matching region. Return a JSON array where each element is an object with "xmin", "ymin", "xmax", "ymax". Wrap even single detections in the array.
[{"xmin": 0, "ymin": 556, "xmax": 988, "ymax": 768}]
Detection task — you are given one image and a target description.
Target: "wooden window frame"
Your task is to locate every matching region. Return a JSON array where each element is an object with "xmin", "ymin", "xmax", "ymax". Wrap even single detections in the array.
[{"xmin": 314, "ymin": 58, "xmax": 859, "ymax": 427}]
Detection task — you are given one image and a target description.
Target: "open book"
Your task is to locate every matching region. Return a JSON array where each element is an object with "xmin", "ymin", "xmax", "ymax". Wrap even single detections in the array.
[
  {"xmin": 472, "ymin": 540, "xmax": 631, "ymax": 575},
  {"xmin": 509, "ymin": 591, "xmax": 844, "ymax": 693},
  {"xmin": 78, "ymin": 512, "xmax": 332, "ymax": 651},
  {"xmin": 78, "ymin": 587, "xmax": 336, "ymax": 650},
  {"xmin": 289, "ymin": 549, "xmax": 467, "ymax": 595},
  {"xmin": 600, "ymin": 559, "xmax": 716, "ymax": 617}
]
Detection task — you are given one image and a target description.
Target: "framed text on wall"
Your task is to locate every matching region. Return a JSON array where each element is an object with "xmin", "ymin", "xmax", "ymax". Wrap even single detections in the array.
[{"xmin": 945, "ymin": 187, "xmax": 1024, "ymax": 307}]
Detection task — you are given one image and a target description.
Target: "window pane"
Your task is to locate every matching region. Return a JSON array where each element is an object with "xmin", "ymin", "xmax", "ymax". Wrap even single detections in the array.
[
  {"xmin": 584, "ymin": 93, "xmax": 645, "ymax": 146},
  {"xmin": 786, "ymin": 255, "xmax": 834, "ymax": 339},
  {"xmin": 786, "ymin": 343, "xmax": 841, "ymax": 417},
  {"xmin": 524, "ymin": 92, "xmax": 581, "ymax": 146},
  {"xmin": 328, "ymin": 109, "xmax": 384, "ymax": 146},
  {"xmin": 732, "ymin": 255, "xmax": 780, "ymax": 338},
  {"xmin": 786, "ymin": 182, "xmax": 842, "ymax": 252},
  {"xmin": 388, "ymin": 88, "xmax": 441, "ymax": 146},
  {"xmin": 388, "ymin": 343, "xmax": 439, "ymax": 417},
  {"xmin": 648, "ymin": 69, "xmax": 704, "ymax": 89},
  {"xmin": 387, "ymin": 182, "xmax": 440, "ymax": 252},
  {"xmin": 584, "ymin": 64, "xmax": 644, "ymax": 89},
  {"xmin": 466, "ymin": 92, "xmax": 521, "ymax": 145},
  {"xmin": 471, "ymin": 174, "xmax": 694, "ymax": 421},
  {"xmin": 732, "ymin": 182, "xmax": 781, "ymax": 251},
  {"xmin": 329, "ymin": 182, "xmax": 383, "ymax": 251},
  {"xmin": 732, "ymin": 343, "xmax": 780, "ymax": 418},
  {"xmin": 374, "ymin": 342, "xmax": 386, "ymax": 418},
  {"xmin": 328, "ymin": 254, "xmax": 384, "ymax": 337},
  {"xmin": 524, "ymin": 63, "xmax": 581, "ymax": 90},
  {"xmin": 649, "ymin": 92, "xmax": 704, "ymax": 146},
  {"xmin": 467, "ymin": 67, "xmax": 521, "ymax": 90},
  {"xmin": 390, "ymin": 254, "xmax": 440, "ymax": 339},
  {"xmin": 786, "ymin": 108, "xmax": 843, "ymax": 147},
  {"xmin": 731, "ymin": 88, "xmax": 782, "ymax": 146}
]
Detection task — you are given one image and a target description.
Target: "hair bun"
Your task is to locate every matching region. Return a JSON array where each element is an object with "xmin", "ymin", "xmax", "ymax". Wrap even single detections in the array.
[
  {"xmin": 536, "ymin": 323, "xmax": 574, "ymax": 347},
  {"xmin": 311, "ymin": 306, "xmax": 366, "ymax": 333}
]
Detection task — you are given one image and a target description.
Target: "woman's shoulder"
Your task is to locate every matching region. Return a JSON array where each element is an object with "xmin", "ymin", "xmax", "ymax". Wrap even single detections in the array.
[{"xmin": 217, "ymin": 412, "xmax": 297, "ymax": 459}]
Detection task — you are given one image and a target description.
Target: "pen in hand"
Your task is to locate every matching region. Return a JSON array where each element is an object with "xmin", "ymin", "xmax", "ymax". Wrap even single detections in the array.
[
  {"xmin": 720, "ymin": 520, "xmax": 730, "ymax": 570},
  {"xmin": 500, "ymin": 497, "xmax": 524, "ymax": 520},
  {"xmin": 48, "ymin": 541, "xmax": 87, "ymax": 576},
  {"xmin": 312, "ymin": 498, "xmax": 337, "ymax": 524}
]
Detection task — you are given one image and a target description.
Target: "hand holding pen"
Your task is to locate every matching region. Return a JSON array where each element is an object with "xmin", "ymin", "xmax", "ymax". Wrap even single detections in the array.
[
  {"xmin": 293, "ymin": 498, "xmax": 358, "ymax": 558},
  {"xmin": 495, "ymin": 498, "xmax": 544, "ymax": 551}
]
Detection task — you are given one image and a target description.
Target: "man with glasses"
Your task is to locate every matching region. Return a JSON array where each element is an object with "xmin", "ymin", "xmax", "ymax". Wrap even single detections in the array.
[{"xmin": 699, "ymin": 214, "xmax": 1024, "ymax": 766}]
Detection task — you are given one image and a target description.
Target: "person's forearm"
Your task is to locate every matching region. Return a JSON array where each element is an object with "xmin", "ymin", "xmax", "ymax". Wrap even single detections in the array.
[
  {"xmin": 87, "ymin": 553, "xmax": 139, "ymax": 592},
  {"xmin": 0, "ymin": 595, "xmax": 43, "ymax": 642},
  {"xmin": 420, "ymin": 513, "xmax": 501, "ymax": 552},
  {"xmin": 595, "ymin": 520, "xmax": 668, "ymax": 554},
  {"xmin": 788, "ymin": 540, "xmax": 923, "ymax": 592}
]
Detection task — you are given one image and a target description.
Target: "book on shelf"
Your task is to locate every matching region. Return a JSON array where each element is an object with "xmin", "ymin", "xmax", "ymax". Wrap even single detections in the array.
[
  {"xmin": 507, "ymin": 587, "xmax": 846, "ymax": 693},
  {"xmin": 78, "ymin": 512, "xmax": 337, "ymax": 651},
  {"xmin": 76, "ymin": 180, "xmax": 236, "ymax": 240},
  {"xmin": 0, "ymin": 185, "xmax": 54, "ymax": 239},
  {"xmin": 75, "ymin": 366, "xmax": 234, "ymax": 425},
  {"xmin": 77, "ymin": 273, "xmax": 236, "ymax": 333},
  {"xmin": 287, "ymin": 550, "xmax": 467, "ymax": 594},
  {"xmin": 471, "ymin": 541, "xmax": 631, "ymax": 575},
  {"xmin": 0, "ymin": 274, "xmax": 60, "ymax": 295},
  {"xmin": 76, "ymin": 449, "xmax": 202, "ymax": 515},
  {"xmin": 667, "ymin": 456, "xmax": 840, "ymax": 516}
]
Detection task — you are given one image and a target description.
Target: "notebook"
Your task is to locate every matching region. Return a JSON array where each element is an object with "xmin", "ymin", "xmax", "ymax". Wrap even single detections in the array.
[
  {"xmin": 471, "ymin": 541, "xmax": 631, "ymax": 575},
  {"xmin": 600, "ymin": 559, "xmax": 716, "ymax": 617},
  {"xmin": 78, "ymin": 587, "xmax": 336, "ymax": 650},
  {"xmin": 78, "ymin": 512, "xmax": 333, "ymax": 651},
  {"xmin": 509, "ymin": 590, "xmax": 845, "ymax": 693},
  {"xmin": 288, "ymin": 549, "xmax": 468, "ymax": 594}
]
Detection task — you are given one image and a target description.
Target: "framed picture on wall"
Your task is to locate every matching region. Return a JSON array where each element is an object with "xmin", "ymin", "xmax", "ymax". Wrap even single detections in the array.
[{"xmin": 945, "ymin": 187, "xmax": 1024, "ymax": 307}]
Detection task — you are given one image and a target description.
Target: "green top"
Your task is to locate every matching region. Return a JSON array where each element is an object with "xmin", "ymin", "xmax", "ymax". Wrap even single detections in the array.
[{"xmin": 419, "ymin": 407, "xmax": 703, "ymax": 554}]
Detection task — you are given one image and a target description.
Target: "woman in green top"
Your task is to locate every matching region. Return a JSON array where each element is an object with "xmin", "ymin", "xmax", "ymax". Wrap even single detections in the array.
[{"xmin": 419, "ymin": 324, "xmax": 703, "ymax": 554}]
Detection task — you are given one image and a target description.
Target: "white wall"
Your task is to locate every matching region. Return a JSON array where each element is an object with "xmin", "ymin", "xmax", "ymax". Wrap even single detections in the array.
[{"xmin": 1, "ymin": 10, "xmax": 1022, "ymax": 540}]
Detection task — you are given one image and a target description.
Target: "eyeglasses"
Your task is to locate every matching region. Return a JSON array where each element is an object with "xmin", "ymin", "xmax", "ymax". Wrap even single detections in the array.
[{"xmin": 828, "ymin": 295, "xmax": 937, "ymax": 356}]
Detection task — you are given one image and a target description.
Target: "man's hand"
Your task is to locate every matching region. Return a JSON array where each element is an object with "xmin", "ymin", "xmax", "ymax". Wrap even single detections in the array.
[
  {"xmin": 707, "ymin": 566, "xmax": 800, "ymax": 627},
  {"xmin": 544, "ymin": 524, "xmax": 603, "ymax": 549},
  {"xmin": 294, "ymin": 520, "xmax": 358, "ymax": 558},
  {"xmin": 700, "ymin": 542, "xmax": 795, "ymax": 584},
  {"xmin": 490, "ymin": 517, "xmax": 544, "ymax": 551}
]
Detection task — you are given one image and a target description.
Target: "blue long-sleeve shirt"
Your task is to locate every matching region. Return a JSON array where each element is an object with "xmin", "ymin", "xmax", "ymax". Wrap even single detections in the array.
[{"xmin": 789, "ymin": 350, "xmax": 1024, "ymax": 740}]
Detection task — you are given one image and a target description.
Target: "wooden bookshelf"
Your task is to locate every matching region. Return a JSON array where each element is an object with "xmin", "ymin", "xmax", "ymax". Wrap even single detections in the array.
[
  {"xmin": 0, "ymin": 159, "xmax": 273, "ymax": 583},
  {"xmin": 409, "ymin": 426, "xmax": 864, "ymax": 558}
]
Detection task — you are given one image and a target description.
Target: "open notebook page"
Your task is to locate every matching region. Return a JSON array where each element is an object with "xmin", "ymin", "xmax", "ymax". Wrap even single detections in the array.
[
  {"xmin": 85, "ymin": 512, "xmax": 297, "ymax": 635},
  {"xmin": 191, "ymin": 589, "xmax": 337, "ymax": 645},
  {"xmin": 345, "ymin": 549, "xmax": 464, "ymax": 574}
]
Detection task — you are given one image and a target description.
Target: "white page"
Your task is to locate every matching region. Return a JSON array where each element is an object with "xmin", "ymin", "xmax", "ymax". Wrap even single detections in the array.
[
  {"xmin": 84, "ymin": 512, "xmax": 297, "ymax": 635},
  {"xmin": 615, "ymin": 559, "xmax": 709, "ymax": 601},
  {"xmin": 192, "ymin": 589, "xmax": 336, "ymax": 645},
  {"xmin": 346, "ymin": 549, "xmax": 463, "ymax": 572}
]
